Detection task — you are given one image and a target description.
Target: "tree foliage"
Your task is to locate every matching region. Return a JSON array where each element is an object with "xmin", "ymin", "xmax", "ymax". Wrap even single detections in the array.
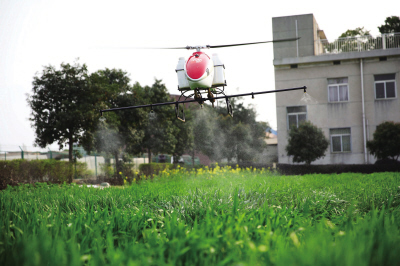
[
  {"xmin": 170, "ymin": 110, "xmax": 194, "ymax": 162},
  {"xmin": 378, "ymin": 16, "xmax": 400, "ymax": 34},
  {"xmin": 339, "ymin": 27, "xmax": 371, "ymax": 38},
  {"xmin": 91, "ymin": 77, "xmax": 192, "ymax": 165},
  {"xmin": 27, "ymin": 61, "xmax": 98, "ymax": 167},
  {"xmin": 325, "ymin": 27, "xmax": 373, "ymax": 53},
  {"xmin": 285, "ymin": 121, "xmax": 329, "ymax": 165},
  {"xmin": 193, "ymin": 98, "xmax": 268, "ymax": 163},
  {"xmin": 133, "ymin": 80, "xmax": 179, "ymax": 162},
  {"xmin": 367, "ymin": 121, "xmax": 400, "ymax": 161},
  {"xmin": 84, "ymin": 69, "xmax": 147, "ymax": 182}
]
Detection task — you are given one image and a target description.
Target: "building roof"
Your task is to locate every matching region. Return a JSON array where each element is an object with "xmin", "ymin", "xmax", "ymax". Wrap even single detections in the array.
[{"xmin": 265, "ymin": 131, "xmax": 277, "ymax": 145}]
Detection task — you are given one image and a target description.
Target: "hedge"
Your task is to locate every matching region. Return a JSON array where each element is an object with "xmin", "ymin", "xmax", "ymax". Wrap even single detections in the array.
[
  {"xmin": 277, "ymin": 163, "xmax": 400, "ymax": 175},
  {"xmin": 211, "ymin": 163, "xmax": 275, "ymax": 170},
  {"xmin": 0, "ymin": 159, "xmax": 87, "ymax": 190},
  {"xmin": 211, "ymin": 162, "xmax": 400, "ymax": 175}
]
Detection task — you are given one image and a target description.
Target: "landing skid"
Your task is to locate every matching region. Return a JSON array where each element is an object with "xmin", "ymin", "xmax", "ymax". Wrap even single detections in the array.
[{"xmin": 177, "ymin": 86, "xmax": 232, "ymax": 118}]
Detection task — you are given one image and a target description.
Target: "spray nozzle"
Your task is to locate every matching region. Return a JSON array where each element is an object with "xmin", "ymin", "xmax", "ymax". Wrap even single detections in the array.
[
  {"xmin": 99, "ymin": 111, "xmax": 106, "ymax": 122},
  {"xmin": 149, "ymin": 105, "xmax": 157, "ymax": 120}
]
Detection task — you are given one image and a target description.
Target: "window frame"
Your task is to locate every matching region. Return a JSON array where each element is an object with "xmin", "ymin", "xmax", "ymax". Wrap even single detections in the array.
[
  {"xmin": 286, "ymin": 106, "xmax": 307, "ymax": 130},
  {"xmin": 330, "ymin": 128, "xmax": 352, "ymax": 153},
  {"xmin": 374, "ymin": 79, "xmax": 397, "ymax": 100},
  {"xmin": 327, "ymin": 78, "xmax": 349, "ymax": 103}
]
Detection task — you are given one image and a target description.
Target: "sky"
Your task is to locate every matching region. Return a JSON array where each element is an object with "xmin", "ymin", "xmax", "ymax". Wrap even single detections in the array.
[{"xmin": 0, "ymin": 0, "xmax": 397, "ymax": 152}]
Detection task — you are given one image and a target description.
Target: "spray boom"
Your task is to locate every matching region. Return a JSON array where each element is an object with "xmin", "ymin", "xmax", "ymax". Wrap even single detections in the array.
[{"xmin": 100, "ymin": 86, "xmax": 307, "ymax": 121}]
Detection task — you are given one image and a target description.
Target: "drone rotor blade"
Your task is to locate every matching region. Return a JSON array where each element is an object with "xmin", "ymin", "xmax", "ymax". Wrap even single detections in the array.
[
  {"xmin": 94, "ymin": 37, "xmax": 299, "ymax": 50},
  {"xmin": 208, "ymin": 37, "xmax": 300, "ymax": 48},
  {"xmin": 93, "ymin": 46, "xmax": 190, "ymax": 50},
  {"xmin": 138, "ymin": 46, "xmax": 190, "ymax": 50}
]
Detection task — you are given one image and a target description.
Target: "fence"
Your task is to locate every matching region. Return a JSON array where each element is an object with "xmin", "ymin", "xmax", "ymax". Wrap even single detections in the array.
[
  {"xmin": 0, "ymin": 148, "xmax": 149, "ymax": 179},
  {"xmin": 64, "ymin": 155, "xmax": 149, "ymax": 179},
  {"xmin": 0, "ymin": 151, "xmax": 48, "ymax": 161},
  {"xmin": 316, "ymin": 32, "xmax": 400, "ymax": 55}
]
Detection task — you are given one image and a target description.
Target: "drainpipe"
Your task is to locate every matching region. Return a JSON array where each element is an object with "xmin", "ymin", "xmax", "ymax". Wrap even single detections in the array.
[
  {"xmin": 360, "ymin": 59, "xmax": 367, "ymax": 164},
  {"xmin": 366, "ymin": 119, "xmax": 370, "ymax": 164},
  {"xmin": 295, "ymin": 20, "xmax": 299, "ymax": 57}
]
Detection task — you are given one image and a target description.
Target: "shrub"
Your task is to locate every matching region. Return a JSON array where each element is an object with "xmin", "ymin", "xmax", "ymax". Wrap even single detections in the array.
[
  {"xmin": 0, "ymin": 159, "xmax": 87, "ymax": 190},
  {"xmin": 286, "ymin": 121, "xmax": 329, "ymax": 165},
  {"xmin": 99, "ymin": 163, "xmax": 114, "ymax": 179},
  {"xmin": 139, "ymin": 163, "xmax": 173, "ymax": 177},
  {"xmin": 277, "ymin": 163, "xmax": 400, "ymax": 175},
  {"xmin": 367, "ymin": 121, "xmax": 400, "ymax": 161}
]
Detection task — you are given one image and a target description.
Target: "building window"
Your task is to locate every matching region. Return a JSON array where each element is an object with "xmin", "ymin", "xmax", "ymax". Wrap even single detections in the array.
[
  {"xmin": 287, "ymin": 106, "xmax": 307, "ymax": 129},
  {"xmin": 330, "ymin": 128, "xmax": 351, "ymax": 152},
  {"xmin": 328, "ymin": 78, "xmax": 349, "ymax": 102},
  {"xmin": 374, "ymin": 74, "xmax": 396, "ymax": 99}
]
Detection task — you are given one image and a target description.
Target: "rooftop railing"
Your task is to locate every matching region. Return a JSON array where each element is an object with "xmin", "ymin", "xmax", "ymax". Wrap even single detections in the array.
[{"xmin": 316, "ymin": 33, "xmax": 400, "ymax": 55}]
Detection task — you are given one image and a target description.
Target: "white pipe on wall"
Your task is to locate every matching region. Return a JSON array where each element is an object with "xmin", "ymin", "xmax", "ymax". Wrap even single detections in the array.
[
  {"xmin": 360, "ymin": 59, "xmax": 368, "ymax": 164},
  {"xmin": 295, "ymin": 20, "xmax": 299, "ymax": 57}
]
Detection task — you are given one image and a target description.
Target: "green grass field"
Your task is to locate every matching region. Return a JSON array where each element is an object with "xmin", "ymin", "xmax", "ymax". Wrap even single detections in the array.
[{"xmin": 1, "ymin": 166, "xmax": 400, "ymax": 265}]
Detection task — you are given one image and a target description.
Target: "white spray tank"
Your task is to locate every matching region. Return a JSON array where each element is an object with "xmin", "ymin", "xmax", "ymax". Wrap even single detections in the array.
[
  {"xmin": 175, "ymin": 57, "xmax": 190, "ymax": 90},
  {"xmin": 212, "ymin": 53, "xmax": 226, "ymax": 87}
]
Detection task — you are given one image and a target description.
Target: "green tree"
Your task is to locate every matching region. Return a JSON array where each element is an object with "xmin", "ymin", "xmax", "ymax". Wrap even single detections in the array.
[
  {"xmin": 170, "ymin": 109, "xmax": 194, "ymax": 163},
  {"xmin": 218, "ymin": 99, "xmax": 268, "ymax": 163},
  {"xmin": 193, "ymin": 98, "xmax": 268, "ymax": 163},
  {"xmin": 367, "ymin": 121, "xmax": 400, "ymax": 161},
  {"xmin": 27, "ymin": 61, "xmax": 98, "ymax": 182},
  {"xmin": 378, "ymin": 16, "xmax": 400, "ymax": 33},
  {"xmin": 285, "ymin": 121, "xmax": 329, "ymax": 165},
  {"xmin": 85, "ymin": 69, "xmax": 146, "ymax": 183},
  {"xmin": 133, "ymin": 79, "xmax": 178, "ymax": 162}
]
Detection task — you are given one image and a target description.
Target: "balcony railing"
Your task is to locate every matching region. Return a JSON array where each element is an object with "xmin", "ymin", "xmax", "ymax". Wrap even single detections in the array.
[{"xmin": 315, "ymin": 33, "xmax": 400, "ymax": 55}]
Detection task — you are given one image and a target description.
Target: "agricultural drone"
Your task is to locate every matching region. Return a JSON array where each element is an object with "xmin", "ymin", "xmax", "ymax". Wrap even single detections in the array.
[{"xmin": 100, "ymin": 38, "xmax": 307, "ymax": 122}]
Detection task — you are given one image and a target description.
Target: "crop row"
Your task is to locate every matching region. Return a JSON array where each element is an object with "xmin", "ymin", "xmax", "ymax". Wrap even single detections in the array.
[{"xmin": 1, "ymin": 167, "xmax": 400, "ymax": 265}]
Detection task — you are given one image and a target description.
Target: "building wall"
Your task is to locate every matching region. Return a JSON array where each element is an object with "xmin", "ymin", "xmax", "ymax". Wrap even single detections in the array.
[
  {"xmin": 272, "ymin": 14, "xmax": 322, "ymax": 60},
  {"xmin": 273, "ymin": 14, "xmax": 400, "ymax": 165}
]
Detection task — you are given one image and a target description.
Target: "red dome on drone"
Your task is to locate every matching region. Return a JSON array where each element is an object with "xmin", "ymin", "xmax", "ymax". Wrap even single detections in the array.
[{"xmin": 185, "ymin": 52, "xmax": 210, "ymax": 80}]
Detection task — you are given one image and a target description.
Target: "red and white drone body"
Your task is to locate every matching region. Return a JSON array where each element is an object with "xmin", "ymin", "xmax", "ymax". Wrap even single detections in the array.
[{"xmin": 176, "ymin": 51, "xmax": 226, "ymax": 91}]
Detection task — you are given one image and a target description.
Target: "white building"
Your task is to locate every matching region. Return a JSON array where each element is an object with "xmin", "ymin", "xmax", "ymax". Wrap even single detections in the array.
[{"xmin": 273, "ymin": 14, "xmax": 400, "ymax": 164}]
